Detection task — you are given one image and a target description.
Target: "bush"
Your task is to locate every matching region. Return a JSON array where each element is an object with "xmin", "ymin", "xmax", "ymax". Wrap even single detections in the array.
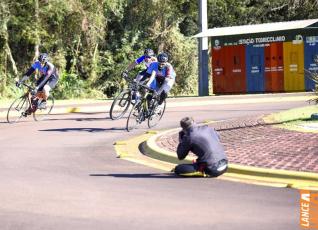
[{"xmin": 54, "ymin": 72, "xmax": 104, "ymax": 99}]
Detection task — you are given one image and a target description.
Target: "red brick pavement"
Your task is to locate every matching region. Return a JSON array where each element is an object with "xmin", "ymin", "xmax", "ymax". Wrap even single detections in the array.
[{"xmin": 156, "ymin": 116, "xmax": 318, "ymax": 173}]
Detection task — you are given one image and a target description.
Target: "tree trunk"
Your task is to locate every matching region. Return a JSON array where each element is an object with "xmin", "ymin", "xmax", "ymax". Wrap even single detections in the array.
[
  {"xmin": 89, "ymin": 43, "xmax": 98, "ymax": 85},
  {"xmin": 70, "ymin": 35, "xmax": 81, "ymax": 73},
  {"xmin": 5, "ymin": 42, "xmax": 18, "ymax": 76}
]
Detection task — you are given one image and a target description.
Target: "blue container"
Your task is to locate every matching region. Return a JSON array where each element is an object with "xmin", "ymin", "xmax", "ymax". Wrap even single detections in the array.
[
  {"xmin": 304, "ymin": 37, "xmax": 318, "ymax": 91},
  {"xmin": 245, "ymin": 45, "xmax": 265, "ymax": 92}
]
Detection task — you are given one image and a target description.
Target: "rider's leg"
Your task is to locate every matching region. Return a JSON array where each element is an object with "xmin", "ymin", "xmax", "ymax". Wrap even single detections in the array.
[
  {"xmin": 135, "ymin": 69, "xmax": 148, "ymax": 83},
  {"xmin": 38, "ymin": 77, "xmax": 58, "ymax": 109},
  {"xmin": 135, "ymin": 74, "xmax": 144, "ymax": 83},
  {"xmin": 36, "ymin": 84, "xmax": 50, "ymax": 109},
  {"xmin": 157, "ymin": 78, "xmax": 175, "ymax": 105},
  {"xmin": 43, "ymin": 84, "xmax": 51, "ymax": 100}
]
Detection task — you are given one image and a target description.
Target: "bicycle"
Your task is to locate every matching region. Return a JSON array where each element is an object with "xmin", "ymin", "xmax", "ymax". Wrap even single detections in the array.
[
  {"xmin": 126, "ymin": 83, "xmax": 166, "ymax": 132},
  {"xmin": 6, "ymin": 83, "xmax": 55, "ymax": 123},
  {"xmin": 109, "ymin": 75, "xmax": 139, "ymax": 120}
]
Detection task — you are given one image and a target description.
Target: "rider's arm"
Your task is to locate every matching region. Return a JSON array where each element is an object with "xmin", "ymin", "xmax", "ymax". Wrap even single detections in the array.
[
  {"xmin": 19, "ymin": 65, "xmax": 36, "ymax": 83},
  {"xmin": 145, "ymin": 70, "xmax": 156, "ymax": 87},
  {"xmin": 125, "ymin": 55, "xmax": 145, "ymax": 72},
  {"xmin": 36, "ymin": 62, "xmax": 54, "ymax": 90},
  {"xmin": 145, "ymin": 62, "xmax": 157, "ymax": 87},
  {"xmin": 165, "ymin": 64, "xmax": 176, "ymax": 79},
  {"xmin": 22, "ymin": 60, "xmax": 41, "ymax": 79},
  {"xmin": 24, "ymin": 66, "xmax": 36, "ymax": 77}
]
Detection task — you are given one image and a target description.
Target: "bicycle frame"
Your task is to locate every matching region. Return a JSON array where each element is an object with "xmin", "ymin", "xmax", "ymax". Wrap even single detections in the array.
[
  {"xmin": 126, "ymin": 81, "xmax": 166, "ymax": 131},
  {"xmin": 129, "ymin": 84, "xmax": 154, "ymax": 118},
  {"xmin": 24, "ymin": 84, "xmax": 41, "ymax": 114}
]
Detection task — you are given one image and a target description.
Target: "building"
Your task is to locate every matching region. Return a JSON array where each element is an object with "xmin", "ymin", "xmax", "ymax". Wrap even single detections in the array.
[{"xmin": 194, "ymin": 19, "xmax": 318, "ymax": 94}]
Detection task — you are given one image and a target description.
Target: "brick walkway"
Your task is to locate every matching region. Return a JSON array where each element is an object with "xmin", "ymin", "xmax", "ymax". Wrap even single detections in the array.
[{"xmin": 156, "ymin": 116, "xmax": 318, "ymax": 173}]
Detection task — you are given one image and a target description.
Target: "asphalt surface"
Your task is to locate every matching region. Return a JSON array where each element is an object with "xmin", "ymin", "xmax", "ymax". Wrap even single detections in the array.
[{"xmin": 0, "ymin": 93, "xmax": 314, "ymax": 230}]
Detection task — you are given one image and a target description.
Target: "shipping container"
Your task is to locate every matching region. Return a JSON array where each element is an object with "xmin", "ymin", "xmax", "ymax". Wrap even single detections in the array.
[
  {"xmin": 212, "ymin": 45, "xmax": 246, "ymax": 93},
  {"xmin": 283, "ymin": 41, "xmax": 305, "ymax": 91},
  {"xmin": 304, "ymin": 36, "xmax": 318, "ymax": 91},
  {"xmin": 200, "ymin": 19, "xmax": 318, "ymax": 94},
  {"xmin": 264, "ymin": 42, "xmax": 284, "ymax": 92},
  {"xmin": 245, "ymin": 44, "xmax": 265, "ymax": 92},
  {"xmin": 212, "ymin": 46, "xmax": 226, "ymax": 94}
]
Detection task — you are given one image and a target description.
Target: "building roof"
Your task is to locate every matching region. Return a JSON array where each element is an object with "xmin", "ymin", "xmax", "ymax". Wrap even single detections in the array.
[{"xmin": 193, "ymin": 19, "xmax": 318, "ymax": 38}]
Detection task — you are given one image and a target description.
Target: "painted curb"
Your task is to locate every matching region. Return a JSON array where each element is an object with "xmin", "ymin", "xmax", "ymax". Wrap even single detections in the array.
[
  {"xmin": 113, "ymin": 132, "xmax": 176, "ymax": 172},
  {"xmin": 144, "ymin": 129, "xmax": 318, "ymax": 190}
]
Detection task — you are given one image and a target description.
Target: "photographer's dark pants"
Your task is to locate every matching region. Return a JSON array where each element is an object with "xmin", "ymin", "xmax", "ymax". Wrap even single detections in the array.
[{"xmin": 174, "ymin": 159, "xmax": 228, "ymax": 178}]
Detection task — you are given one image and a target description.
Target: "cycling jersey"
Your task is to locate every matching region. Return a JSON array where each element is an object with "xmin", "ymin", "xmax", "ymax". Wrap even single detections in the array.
[
  {"xmin": 24, "ymin": 60, "xmax": 59, "ymax": 91},
  {"xmin": 146, "ymin": 62, "xmax": 176, "ymax": 79},
  {"xmin": 25, "ymin": 60, "xmax": 58, "ymax": 79},
  {"xmin": 146, "ymin": 62, "xmax": 176, "ymax": 93},
  {"xmin": 135, "ymin": 55, "xmax": 157, "ymax": 68}
]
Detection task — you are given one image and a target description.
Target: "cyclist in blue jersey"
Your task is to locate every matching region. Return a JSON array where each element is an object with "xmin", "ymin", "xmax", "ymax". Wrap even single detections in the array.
[
  {"xmin": 122, "ymin": 48, "xmax": 157, "ymax": 83},
  {"xmin": 16, "ymin": 53, "xmax": 59, "ymax": 109},
  {"xmin": 145, "ymin": 52, "xmax": 176, "ymax": 105}
]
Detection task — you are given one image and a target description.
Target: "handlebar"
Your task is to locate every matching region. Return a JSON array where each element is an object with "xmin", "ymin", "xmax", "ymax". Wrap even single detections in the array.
[
  {"xmin": 137, "ymin": 83, "xmax": 155, "ymax": 92},
  {"xmin": 21, "ymin": 82, "xmax": 35, "ymax": 90},
  {"xmin": 122, "ymin": 73, "xmax": 155, "ymax": 93}
]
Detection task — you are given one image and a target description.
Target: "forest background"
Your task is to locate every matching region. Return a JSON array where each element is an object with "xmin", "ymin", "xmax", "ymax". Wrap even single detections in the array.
[{"xmin": 0, "ymin": 0, "xmax": 318, "ymax": 99}]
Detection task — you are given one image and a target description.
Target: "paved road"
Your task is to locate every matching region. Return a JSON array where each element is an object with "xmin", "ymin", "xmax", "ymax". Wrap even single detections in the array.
[{"xmin": 0, "ymin": 94, "xmax": 309, "ymax": 230}]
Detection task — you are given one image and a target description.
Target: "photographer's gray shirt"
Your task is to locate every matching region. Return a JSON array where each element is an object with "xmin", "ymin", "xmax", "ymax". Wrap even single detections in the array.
[{"xmin": 177, "ymin": 125, "xmax": 227, "ymax": 166}]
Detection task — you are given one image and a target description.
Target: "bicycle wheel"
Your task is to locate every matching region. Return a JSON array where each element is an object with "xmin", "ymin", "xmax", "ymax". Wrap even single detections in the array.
[
  {"xmin": 110, "ymin": 89, "xmax": 131, "ymax": 120},
  {"xmin": 6, "ymin": 96, "xmax": 30, "ymax": 123},
  {"xmin": 148, "ymin": 99, "xmax": 166, "ymax": 128},
  {"xmin": 126, "ymin": 101, "xmax": 143, "ymax": 132},
  {"xmin": 33, "ymin": 95, "xmax": 55, "ymax": 121}
]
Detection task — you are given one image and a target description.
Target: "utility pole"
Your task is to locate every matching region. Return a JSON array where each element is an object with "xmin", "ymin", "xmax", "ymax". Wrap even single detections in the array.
[{"xmin": 198, "ymin": 0, "xmax": 209, "ymax": 96}]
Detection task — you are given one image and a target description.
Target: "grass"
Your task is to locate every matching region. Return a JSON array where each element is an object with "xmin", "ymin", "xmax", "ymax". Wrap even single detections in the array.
[{"xmin": 264, "ymin": 105, "xmax": 318, "ymax": 133}]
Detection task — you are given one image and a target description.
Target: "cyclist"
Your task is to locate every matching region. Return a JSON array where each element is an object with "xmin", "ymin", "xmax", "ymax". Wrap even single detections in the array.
[
  {"xmin": 145, "ymin": 52, "xmax": 176, "ymax": 105},
  {"xmin": 122, "ymin": 48, "xmax": 157, "ymax": 83},
  {"xmin": 16, "ymin": 53, "xmax": 59, "ymax": 109}
]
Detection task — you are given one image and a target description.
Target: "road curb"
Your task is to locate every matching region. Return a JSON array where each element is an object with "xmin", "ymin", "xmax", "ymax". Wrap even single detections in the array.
[
  {"xmin": 113, "ymin": 131, "xmax": 176, "ymax": 172},
  {"xmin": 143, "ymin": 129, "xmax": 318, "ymax": 190}
]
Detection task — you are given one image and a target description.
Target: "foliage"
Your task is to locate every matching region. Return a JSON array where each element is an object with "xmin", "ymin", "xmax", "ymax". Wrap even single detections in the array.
[
  {"xmin": 1, "ymin": 0, "xmax": 318, "ymax": 99},
  {"xmin": 54, "ymin": 72, "xmax": 104, "ymax": 99},
  {"xmin": 304, "ymin": 69, "xmax": 318, "ymax": 104}
]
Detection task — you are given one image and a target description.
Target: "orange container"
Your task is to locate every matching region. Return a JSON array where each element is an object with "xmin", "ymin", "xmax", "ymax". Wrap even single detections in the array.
[
  {"xmin": 264, "ymin": 42, "xmax": 284, "ymax": 92},
  {"xmin": 212, "ymin": 45, "xmax": 246, "ymax": 94}
]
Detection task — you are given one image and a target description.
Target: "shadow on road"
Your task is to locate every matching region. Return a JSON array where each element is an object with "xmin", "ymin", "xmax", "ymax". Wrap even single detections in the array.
[
  {"xmin": 90, "ymin": 173, "xmax": 179, "ymax": 179},
  {"xmin": 39, "ymin": 127, "xmax": 125, "ymax": 132},
  {"xmin": 47, "ymin": 115, "xmax": 112, "ymax": 122}
]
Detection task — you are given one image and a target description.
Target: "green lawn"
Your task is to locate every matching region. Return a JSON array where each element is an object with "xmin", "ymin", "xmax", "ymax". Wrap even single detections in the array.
[{"xmin": 264, "ymin": 105, "xmax": 318, "ymax": 133}]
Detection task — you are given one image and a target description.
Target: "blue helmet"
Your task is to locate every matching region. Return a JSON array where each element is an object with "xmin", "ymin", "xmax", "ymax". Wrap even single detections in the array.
[
  {"xmin": 157, "ymin": 52, "xmax": 168, "ymax": 63},
  {"xmin": 38, "ymin": 53, "xmax": 49, "ymax": 64}
]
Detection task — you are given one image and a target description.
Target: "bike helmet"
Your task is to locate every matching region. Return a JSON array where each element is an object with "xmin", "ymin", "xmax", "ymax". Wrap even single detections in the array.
[
  {"xmin": 144, "ymin": 48, "xmax": 155, "ymax": 57},
  {"xmin": 38, "ymin": 53, "xmax": 49, "ymax": 64},
  {"xmin": 157, "ymin": 52, "xmax": 168, "ymax": 63}
]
